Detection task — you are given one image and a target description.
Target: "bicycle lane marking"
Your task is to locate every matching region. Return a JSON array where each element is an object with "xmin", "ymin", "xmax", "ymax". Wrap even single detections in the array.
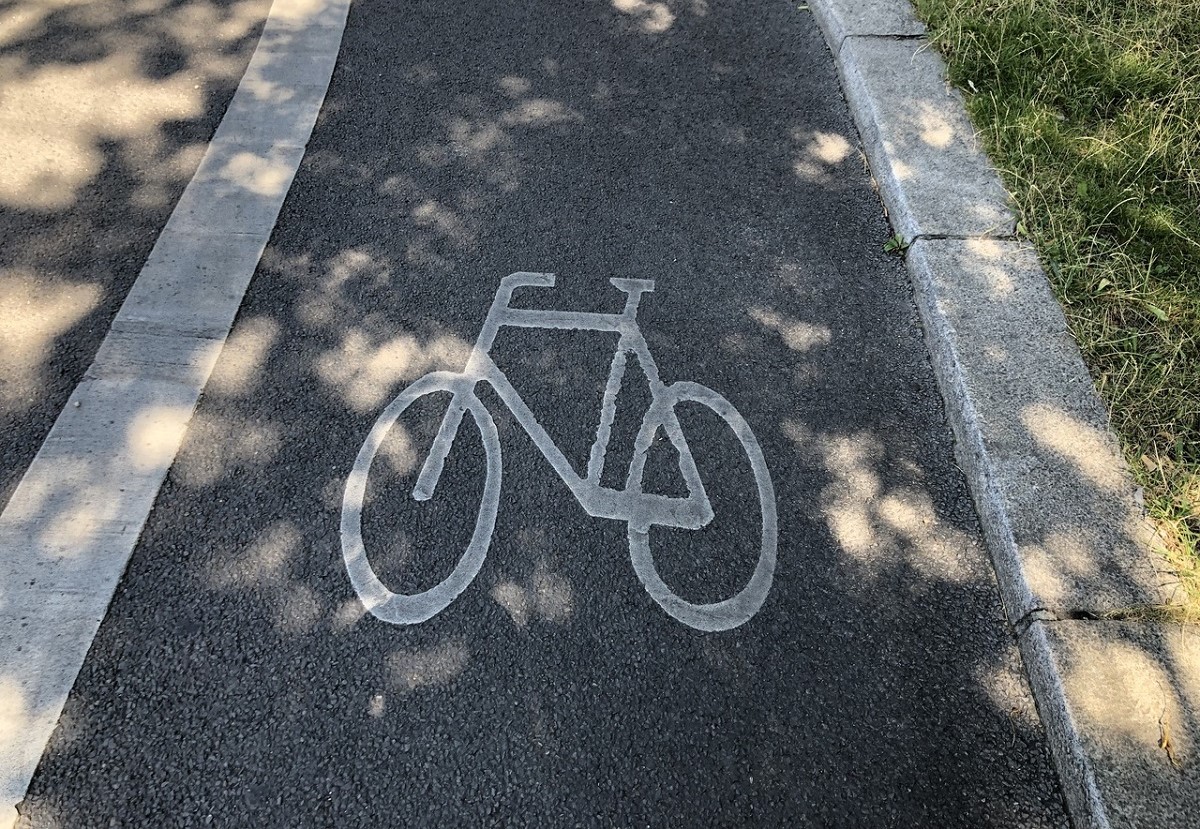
[
  {"xmin": 0, "ymin": 0, "xmax": 351, "ymax": 820},
  {"xmin": 339, "ymin": 275, "xmax": 778, "ymax": 633}
]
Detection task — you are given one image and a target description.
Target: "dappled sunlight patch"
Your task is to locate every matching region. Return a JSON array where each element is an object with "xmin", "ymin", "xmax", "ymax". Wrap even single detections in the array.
[
  {"xmin": 1062, "ymin": 633, "xmax": 1188, "ymax": 757},
  {"xmin": 8, "ymin": 454, "xmax": 150, "ymax": 548},
  {"xmin": 500, "ymin": 98, "xmax": 583, "ymax": 127},
  {"xmin": 828, "ymin": 503, "xmax": 876, "ymax": 556},
  {"xmin": 404, "ymin": 236, "xmax": 457, "ymax": 270},
  {"xmin": 1022, "ymin": 403, "xmax": 1125, "ymax": 494},
  {"xmin": 130, "ymin": 142, "xmax": 209, "ymax": 209},
  {"xmin": 377, "ymin": 422, "xmax": 420, "ymax": 477},
  {"xmin": 982, "ymin": 344, "xmax": 1009, "ymax": 364},
  {"xmin": 165, "ymin": 3, "xmax": 264, "ymax": 54},
  {"xmin": 0, "ymin": 53, "xmax": 201, "ymax": 209},
  {"xmin": 444, "ymin": 118, "xmax": 507, "ymax": 158},
  {"xmin": 491, "ymin": 581, "xmax": 533, "ymax": 628},
  {"xmin": 779, "ymin": 418, "xmax": 819, "ymax": 463},
  {"xmin": 0, "ymin": 3, "xmax": 62, "ymax": 49},
  {"xmin": 206, "ymin": 316, "xmax": 280, "ymax": 398},
  {"xmin": 402, "ymin": 61, "xmax": 439, "ymax": 85},
  {"xmin": 331, "ymin": 597, "xmax": 368, "ymax": 632},
  {"xmin": 218, "ymin": 150, "xmax": 297, "ymax": 197},
  {"xmin": 882, "ymin": 141, "xmax": 913, "ymax": 181},
  {"xmin": 0, "ymin": 675, "xmax": 30, "ymax": 750},
  {"xmin": 720, "ymin": 332, "xmax": 752, "ymax": 356},
  {"xmin": 612, "ymin": 0, "xmax": 675, "ymax": 34},
  {"xmin": 963, "ymin": 237, "xmax": 1004, "ymax": 260},
  {"xmin": 208, "ymin": 521, "xmax": 325, "ymax": 634},
  {"xmin": 808, "ymin": 131, "xmax": 853, "ymax": 164},
  {"xmin": 531, "ymin": 559, "xmax": 574, "ymax": 622},
  {"xmin": 315, "ymin": 329, "xmax": 472, "ymax": 412},
  {"xmin": 239, "ymin": 60, "xmax": 318, "ymax": 106},
  {"xmin": 361, "ymin": 81, "xmax": 588, "ymax": 282},
  {"xmin": 6, "ymin": 453, "xmax": 149, "ymax": 554},
  {"xmin": 791, "ymin": 129, "xmax": 855, "ymax": 183},
  {"xmin": 411, "ymin": 199, "xmax": 477, "ymax": 246},
  {"xmin": 1021, "ymin": 528, "xmax": 1123, "ymax": 610},
  {"xmin": 377, "ymin": 173, "xmax": 417, "ymax": 198},
  {"xmin": 277, "ymin": 584, "xmax": 323, "ymax": 634},
  {"xmin": 32, "ymin": 495, "xmax": 109, "ymax": 549},
  {"xmin": 126, "ymin": 404, "xmax": 193, "ymax": 471},
  {"xmin": 174, "ymin": 412, "xmax": 282, "ymax": 487},
  {"xmin": 268, "ymin": 0, "xmax": 342, "ymax": 26},
  {"xmin": 490, "ymin": 559, "xmax": 575, "ymax": 628},
  {"xmin": 294, "ymin": 248, "xmax": 392, "ymax": 327},
  {"xmin": 916, "ymin": 101, "xmax": 954, "ymax": 149},
  {"xmin": 498, "ymin": 75, "xmax": 532, "ymax": 97},
  {"xmin": 0, "ymin": 0, "xmax": 267, "ymax": 210},
  {"xmin": 209, "ymin": 520, "xmax": 300, "ymax": 589},
  {"xmin": 876, "ymin": 487, "xmax": 974, "ymax": 582},
  {"xmin": 0, "ymin": 271, "xmax": 102, "ymax": 409},
  {"xmin": 749, "ymin": 307, "xmax": 832, "ymax": 354},
  {"xmin": 957, "ymin": 238, "xmax": 1020, "ymax": 299},
  {"xmin": 414, "ymin": 139, "xmax": 454, "ymax": 169},
  {"xmin": 819, "ymin": 434, "xmax": 883, "ymax": 557},
  {"xmin": 981, "ymin": 263, "xmax": 1015, "ymax": 298},
  {"xmin": 974, "ymin": 651, "xmax": 1045, "ymax": 737},
  {"xmin": 387, "ymin": 639, "xmax": 469, "ymax": 693},
  {"xmin": 811, "ymin": 432, "xmax": 977, "ymax": 583}
]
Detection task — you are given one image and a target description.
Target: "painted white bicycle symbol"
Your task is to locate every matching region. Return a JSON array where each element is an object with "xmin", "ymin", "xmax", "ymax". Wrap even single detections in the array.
[{"xmin": 341, "ymin": 273, "xmax": 777, "ymax": 631}]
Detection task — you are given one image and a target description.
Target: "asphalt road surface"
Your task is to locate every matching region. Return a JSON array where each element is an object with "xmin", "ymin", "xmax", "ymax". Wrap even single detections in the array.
[
  {"xmin": 0, "ymin": 0, "xmax": 272, "ymax": 508},
  {"xmin": 17, "ymin": 0, "xmax": 1069, "ymax": 825}
]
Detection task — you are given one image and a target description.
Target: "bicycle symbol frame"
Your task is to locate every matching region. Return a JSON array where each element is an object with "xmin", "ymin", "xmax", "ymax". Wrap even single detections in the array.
[{"xmin": 341, "ymin": 273, "xmax": 777, "ymax": 631}]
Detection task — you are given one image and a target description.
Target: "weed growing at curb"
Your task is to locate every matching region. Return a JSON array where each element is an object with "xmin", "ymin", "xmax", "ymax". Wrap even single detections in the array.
[
  {"xmin": 883, "ymin": 233, "xmax": 910, "ymax": 255},
  {"xmin": 913, "ymin": 0, "xmax": 1200, "ymax": 605}
]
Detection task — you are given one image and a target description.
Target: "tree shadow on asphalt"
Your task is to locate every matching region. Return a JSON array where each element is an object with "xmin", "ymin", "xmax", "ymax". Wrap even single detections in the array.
[
  {"xmin": 16, "ymin": 0, "xmax": 1184, "ymax": 825},
  {"xmin": 0, "ymin": 0, "xmax": 273, "ymax": 507}
]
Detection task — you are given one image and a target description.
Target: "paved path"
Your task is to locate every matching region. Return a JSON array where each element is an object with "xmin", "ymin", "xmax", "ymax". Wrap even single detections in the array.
[{"xmin": 7, "ymin": 0, "xmax": 1069, "ymax": 824}]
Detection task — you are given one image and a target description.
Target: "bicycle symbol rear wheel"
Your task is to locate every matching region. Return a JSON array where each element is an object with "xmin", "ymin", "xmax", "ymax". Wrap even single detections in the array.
[
  {"xmin": 341, "ymin": 372, "xmax": 502, "ymax": 624},
  {"xmin": 626, "ymin": 381, "xmax": 777, "ymax": 632}
]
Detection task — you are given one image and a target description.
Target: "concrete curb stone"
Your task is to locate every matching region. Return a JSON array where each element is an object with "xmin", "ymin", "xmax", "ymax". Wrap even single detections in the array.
[
  {"xmin": 808, "ymin": 1, "xmax": 1194, "ymax": 827},
  {"xmin": 905, "ymin": 238, "xmax": 1165, "ymax": 619},
  {"xmin": 837, "ymin": 36, "xmax": 1016, "ymax": 240},
  {"xmin": 809, "ymin": 0, "xmax": 925, "ymax": 50},
  {"xmin": 1023, "ymin": 621, "xmax": 1200, "ymax": 827}
]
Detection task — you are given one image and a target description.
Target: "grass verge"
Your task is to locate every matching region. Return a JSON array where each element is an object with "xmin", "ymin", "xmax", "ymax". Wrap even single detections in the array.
[{"xmin": 910, "ymin": 0, "xmax": 1200, "ymax": 610}]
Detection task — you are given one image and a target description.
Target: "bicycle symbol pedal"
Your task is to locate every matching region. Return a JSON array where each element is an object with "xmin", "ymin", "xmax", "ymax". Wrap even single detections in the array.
[{"xmin": 341, "ymin": 273, "xmax": 777, "ymax": 631}]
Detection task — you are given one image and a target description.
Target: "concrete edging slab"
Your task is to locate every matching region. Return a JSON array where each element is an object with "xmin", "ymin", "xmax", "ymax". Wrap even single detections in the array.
[{"xmin": 808, "ymin": 1, "xmax": 1193, "ymax": 827}]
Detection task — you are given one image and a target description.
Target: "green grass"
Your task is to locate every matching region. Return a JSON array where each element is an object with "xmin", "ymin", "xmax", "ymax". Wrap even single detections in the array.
[{"xmin": 910, "ymin": 0, "xmax": 1200, "ymax": 606}]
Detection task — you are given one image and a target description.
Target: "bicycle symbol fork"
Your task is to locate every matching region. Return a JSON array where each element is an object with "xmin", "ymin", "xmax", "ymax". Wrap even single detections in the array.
[{"xmin": 341, "ymin": 273, "xmax": 777, "ymax": 632}]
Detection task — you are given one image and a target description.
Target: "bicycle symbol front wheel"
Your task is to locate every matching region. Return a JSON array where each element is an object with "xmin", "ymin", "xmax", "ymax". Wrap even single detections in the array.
[
  {"xmin": 341, "ymin": 372, "xmax": 502, "ymax": 625},
  {"xmin": 626, "ymin": 381, "xmax": 778, "ymax": 632}
]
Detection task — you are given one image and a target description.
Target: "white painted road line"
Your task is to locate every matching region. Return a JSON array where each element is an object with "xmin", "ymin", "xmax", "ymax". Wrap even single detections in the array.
[{"xmin": 0, "ymin": 0, "xmax": 351, "ymax": 822}]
